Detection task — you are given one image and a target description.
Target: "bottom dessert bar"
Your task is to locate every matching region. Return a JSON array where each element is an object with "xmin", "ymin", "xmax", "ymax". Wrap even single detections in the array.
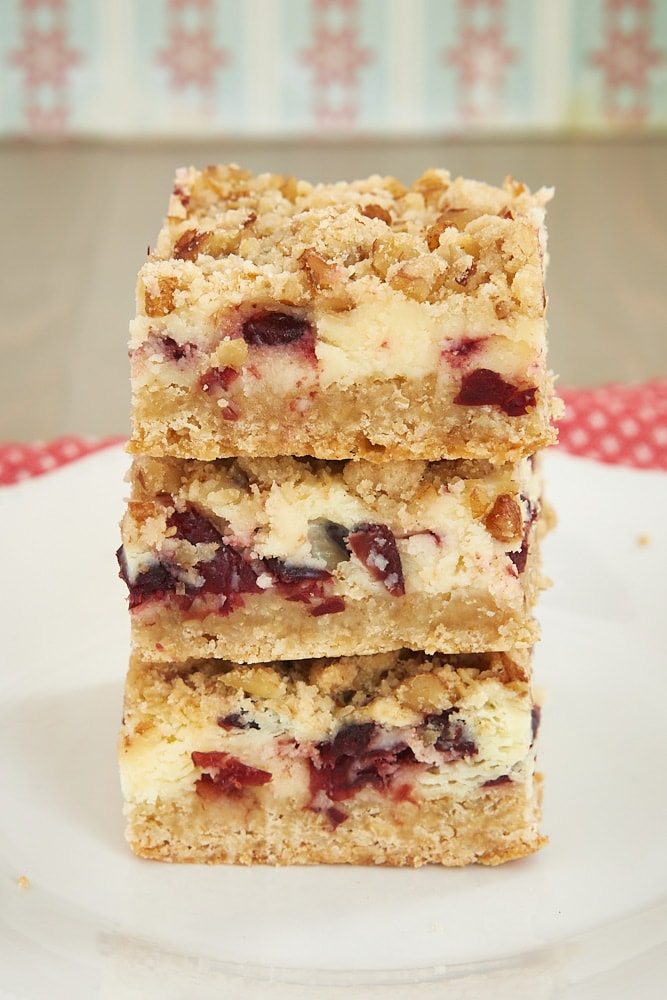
[{"xmin": 119, "ymin": 648, "xmax": 546, "ymax": 867}]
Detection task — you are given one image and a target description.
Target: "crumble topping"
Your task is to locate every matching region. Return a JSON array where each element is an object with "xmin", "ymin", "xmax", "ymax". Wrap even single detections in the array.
[{"xmin": 133, "ymin": 165, "xmax": 551, "ymax": 357}]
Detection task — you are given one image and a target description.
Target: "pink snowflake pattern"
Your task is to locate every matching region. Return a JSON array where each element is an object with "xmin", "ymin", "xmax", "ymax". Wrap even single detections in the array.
[
  {"xmin": 300, "ymin": 0, "xmax": 372, "ymax": 129},
  {"xmin": 443, "ymin": 0, "xmax": 517, "ymax": 124},
  {"xmin": 167, "ymin": 0, "xmax": 213, "ymax": 11},
  {"xmin": 157, "ymin": 0, "xmax": 228, "ymax": 94},
  {"xmin": 8, "ymin": 0, "xmax": 81, "ymax": 134},
  {"xmin": 605, "ymin": 0, "xmax": 652, "ymax": 13},
  {"xmin": 20, "ymin": 0, "xmax": 66, "ymax": 13},
  {"xmin": 590, "ymin": 0, "xmax": 664, "ymax": 124}
]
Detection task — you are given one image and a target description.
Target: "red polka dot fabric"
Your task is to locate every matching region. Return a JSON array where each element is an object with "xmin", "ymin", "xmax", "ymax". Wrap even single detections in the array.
[
  {"xmin": 0, "ymin": 380, "xmax": 665, "ymax": 486},
  {"xmin": 0, "ymin": 435, "xmax": 126, "ymax": 486},
  {"xmin": 558, "ymin": 378, "xmax": 667, "ymax": 471}
]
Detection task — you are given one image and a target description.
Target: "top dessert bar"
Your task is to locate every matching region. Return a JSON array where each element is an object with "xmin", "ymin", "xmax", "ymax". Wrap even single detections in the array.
[{"xmin": 128, "ymin": 164, "xmax": 561, "ymax": 464}]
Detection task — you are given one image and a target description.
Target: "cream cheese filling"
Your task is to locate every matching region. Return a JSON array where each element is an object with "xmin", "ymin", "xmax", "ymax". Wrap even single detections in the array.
[{"xmin": 120, "ymin": 679, "xmax": 536, "ymax": 807}]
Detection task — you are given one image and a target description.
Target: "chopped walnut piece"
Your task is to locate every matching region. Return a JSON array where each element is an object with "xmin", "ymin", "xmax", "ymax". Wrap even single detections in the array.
[
  {"xmin": 191, "ymin": 164, "xmax": 252, "ymax": 206},
  {"xmin": 467, "ymin": 487, "xmax": 490, "ymax": 520},
  {"xmin": 388, "ymin": 256, "xmax": 442, "ymax": 303},
  {"xmin": 211, "ymin": 338, "xmax": 249, "ymax": 369},
  {"xmin": 426, "ymin": 211, "xmax": 465, "ymax": 250},
  {"xmin": 309, "ymin": 658, "xmax": 360, "ymax": 695},
  {"xmin": 174, "ymin": 228, "xmax": 211, "ymax": 261},
  {"xmin": 371, "ymin": 232, "xmax": 420, "ymax": 279},
  {"xmin": 174, "ymin": 218, "xmax": 256, "ymax": 260},
  {"xmin": 497, "ymin": 651, "xmax": 529, "ymax": 682},
  {"xmin": 298, "ymin": 249, "xmax": 354, "ymax": 309},
  {"xmin": 484, "ymin": 494, "xmax": 523, "ymax": 542},
  {"xmin": 455, "ymin": 261, "xmax": 478, "ymax": 287},
  {"xmin": 223, "ymin": 666, "xmax": 284, "ymax": 699},
  {"xmin": 360, "ymin": 203, "xmax": 392, "ymax": 226},
  {"xmin": 503, "ymin": 175, "xmax": 527, "ymax": 197},
  {"xmin": 299, "ymin": 248, "xmax": 342, "ymax": 289},
  {"xmin": 144, "ymin": 276, "xmax": 178, "ymax": 317},
  {"xmin": 397, "ymin": 672, "xmax": 449, "ymax": 713},
  {"xmin": 134, "ymin": 719, "xmax": 155, "ymax": 736},
  {"xmin": 280, "ymin": 174, "xmax": 299, "ymax": 201},
  {"xmin": 412, "ymin": 169, "xmax": 450, "ymax": 207}
]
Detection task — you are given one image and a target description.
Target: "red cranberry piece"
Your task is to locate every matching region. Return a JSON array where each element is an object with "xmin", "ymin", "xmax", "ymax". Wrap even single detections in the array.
[
  {"xmin": 200, "ymin": 366, "xmax": 239, "ymax": 394},
  {"xmin": 200, "ymin": 544, "xmax": 261, "ymax": 595},
  {"xmin": 310, "ymin": 723, "xmax": 415, "ymax": 803},
  {"xmin": 326, "ymin": 806, "xmax": 348, "ymax": 828},
  {"xmin": 220, "ymin": 402, "xmax": 241, "ymax": 422},
  {"xmin": 168, "ymin": 509, "xmax": 262, "ymax": 596},
  {"xmin": 483, "ymin": 774, "xmax": 512, "ymax": 787},
  {"xmin": 265, "ymin": 559, "xmax": 332, "ymax": 584},
  {"xmin": 347, "ymin": 523, "xmax": 405, "ymax": 596},
  {"xmin": 443, "ymin": 337, "xmax": 484, "ymax": 369},
  {"xmin": 217, "ymin": 713, "xmax": 260, "ymax": 731},
  {"xmin": 508, "ymin": 544, "xmax": 528, "ymax": 574},
  {"xmin": 423, "ymin": 710, "xmax": 478, "ymax": 761},
  {"xmin": 159, "ymin": 335, "xmax": 198, "ymax": 363},
  {"xmin": 191, "ymin": 750, "xmax": 272, "ymax": 798},
  {"xmin": 454, "ymin": 368, "xmax": 537, "ymax": 416},
  {"xmin": 531, "ymin": 704, "xmax": 541, "ymax": 744},
  {"xmin": 310, "ymin": 596, "xmax": 346, "ymax": 616},
  {"xmin": 242, "ymin": 311, "xmax": 312, "ymax": 347},
  {"xmin": 172, "ymin": 184, "xmax": 190, "ymax": 207},
  {"xmin": 116, "ymin": 547, "xmax": 174, "ymax": 608},
  {"xmin": 323, "ymin": 521, "xmax": 351, "ymax": 557},
  {"xmin": 507, "ymin": 495, "xmax": 538, "ymax": 574},
  {"xmin": 264, "ymin": 559, "xmax": 344, "ymax": 612},
  {"xmin": 168, "ymin": 509, "xmax": 221, "ymax": 545},
  {"xmin": 327, "ymin": 723, "xmax": 376, "ymax": 760},
  {"xmin": 119, "ymin": 507, "xmax": 263, "ymax": 609}
]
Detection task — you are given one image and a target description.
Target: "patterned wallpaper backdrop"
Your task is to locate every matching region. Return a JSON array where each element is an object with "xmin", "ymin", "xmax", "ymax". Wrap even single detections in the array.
[{"xmin": 1, "ymin": 0, "xmax": 666, "ymax": 138}]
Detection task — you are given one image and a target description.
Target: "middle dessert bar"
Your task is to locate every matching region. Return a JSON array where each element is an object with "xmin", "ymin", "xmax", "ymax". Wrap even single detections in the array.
[{"xmin": 117, "ymin": 453, "xmax": 551, "ymax": 663}]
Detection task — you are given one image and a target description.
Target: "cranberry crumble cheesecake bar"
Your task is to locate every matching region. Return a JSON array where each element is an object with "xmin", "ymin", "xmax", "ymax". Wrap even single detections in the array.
[
  {"xmin": 117, "ymin": 453, "xmax": 551, "ymax": 663},
  {"xmin": 119, "ymin": 648, "xmax": 545, "ymax": 866},
  {"xmin": 128, "ymin": 165, "xmax": 561, "ymax": 464},
  {"xmin": 118, "ymin": 163, "xmax": 558, "ymax": 867}
]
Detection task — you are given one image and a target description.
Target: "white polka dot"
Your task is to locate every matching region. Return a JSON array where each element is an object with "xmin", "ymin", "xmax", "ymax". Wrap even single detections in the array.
[
  {"xmin": 569, "ymin": 427, "xmax": 590, "ymax": 447},
  {"xmin": 601, "ymin": 435, "xmax": 620, "ymax": 454},
  {"xmin": 588, "ymin": 410, "xmax": 608, "ymax": 429},
  {"xmin": 619, "ymin": 417, "xmax": 639, "ymax": 437},
  {"xmin": 633, "ymin": 442, "xmax": 653, "ymax": 464},
  {"xmin": 60, "ymin": 440, "xmax": 82, "ymax": 459},
  {"xmin": 604, "ymin": 397, "xmax": 625, "ymax": 416}
]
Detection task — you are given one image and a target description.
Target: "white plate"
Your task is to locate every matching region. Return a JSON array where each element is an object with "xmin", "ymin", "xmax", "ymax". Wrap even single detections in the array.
[{"xmin": 0, "ymin": 447, "xmax": 666, "ymax": 999}]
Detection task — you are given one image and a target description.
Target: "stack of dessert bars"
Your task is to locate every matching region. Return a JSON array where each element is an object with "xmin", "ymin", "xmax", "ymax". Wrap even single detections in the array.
[{"xmin": 117, "ymin": 165, "xmax": 561, "ymax": 867}]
